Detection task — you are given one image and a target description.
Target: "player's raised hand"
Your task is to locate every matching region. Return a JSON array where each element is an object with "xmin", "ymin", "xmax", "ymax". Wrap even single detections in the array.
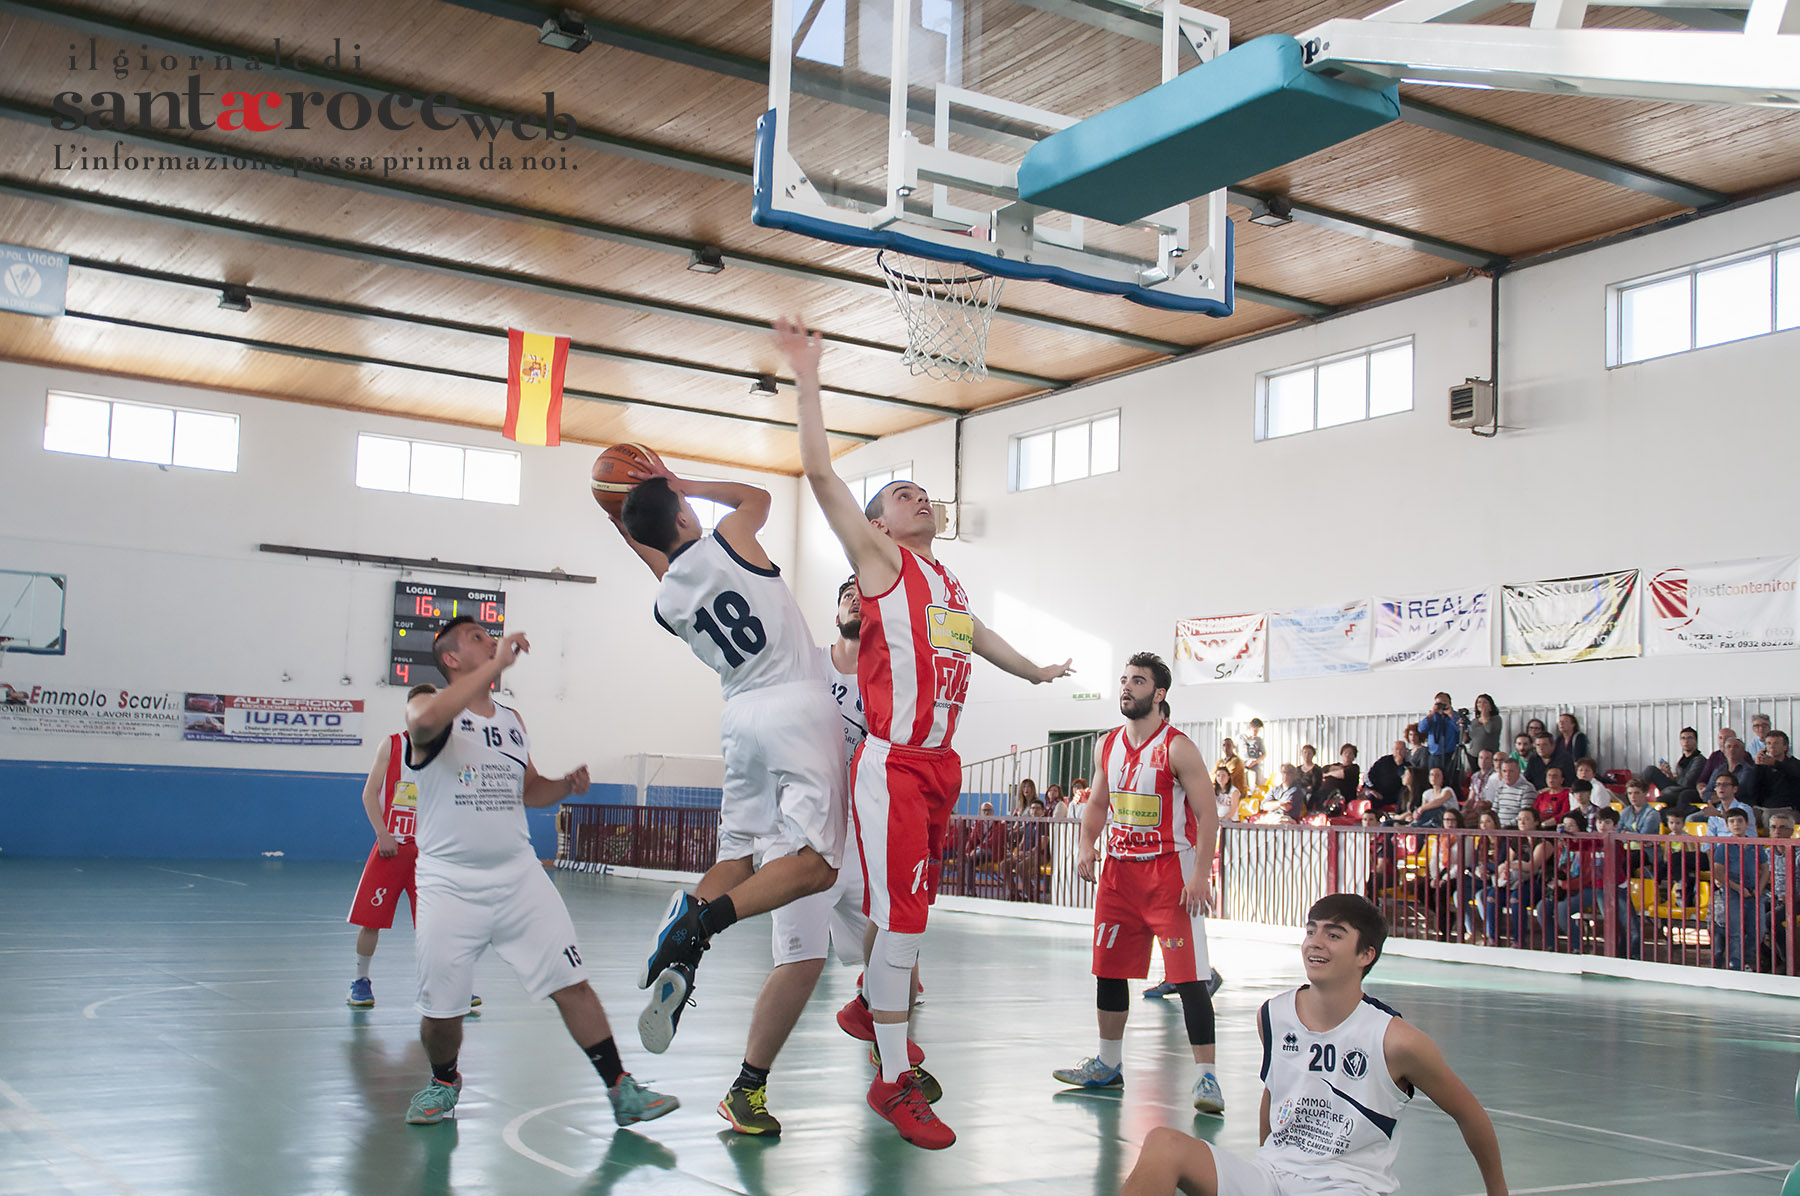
[
  {"xmin": 565, "ymin": 764, "xmax": 591, "ymax": 796},
  {"xmin": 1035, "ymin": 658, "xmax": 1075, "ymax": 684},
  {"xmin": 496, "ymin": 632, "xmax": 530, "ymax": 668},
  {"xmin": 772, "ymin": 315, "xmax": 823, "ymax": 377}
]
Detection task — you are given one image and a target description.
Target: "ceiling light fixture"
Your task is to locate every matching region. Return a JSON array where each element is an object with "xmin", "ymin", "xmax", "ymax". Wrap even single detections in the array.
[
  {"xmin": 538, "ymin": 12, "xmax": 593, "ymax": 52},
  {"xmin": 218, "ymin": 285, "xmax": 252, "ymax": 312},
  {"xmin": 687, "ymin": 246, "xmax": 725, "ymax": 274},
  {"xmin": 749, "ymin": 375, "xmax": 780, "ymax": 398},
  {"xmin": 1247, "ymin": 196, "xmax": 1294, "ymax": 227}
]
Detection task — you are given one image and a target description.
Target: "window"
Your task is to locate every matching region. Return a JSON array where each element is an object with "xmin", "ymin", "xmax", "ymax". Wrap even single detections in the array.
[
  {"xmin": 355, "ymin": 433, "xmax": 520, "ymax": 505},
  {"xmin": 43, "ymin": 392, "xmax": 239, "ymax": 472},
  {"xmin": 1008, "ymin": 412, "xmax": 1119, "ymax": 492},
  {"xmin": 1610, "ymin": 237, "xmax": 1800, "ymax": 366},
  {"xmin": 1255, "ymin": 340, "xmax": 1413, "ymax": 441},
  {"xmin": 848, "ymin": 463, "xmax": 914, "ymax": 512}
]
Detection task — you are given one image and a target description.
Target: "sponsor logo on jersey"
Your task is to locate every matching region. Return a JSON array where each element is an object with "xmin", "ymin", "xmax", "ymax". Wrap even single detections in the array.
[
  {"xmin": 1342, "ymin": 1049, "xmax": 1369, "ymax": 1079},
  {"xmin": 1159, "ymin": 936, "xmax": 1185, "ymax": 949},
  {"xmin": 458, "ymin": 765, "xmax": 478, "ymax": 787},
  {"xmin": 392, "ymin": 781, "xmax": 418, "ymax": 809},
  {"xmin": 925, "ymin": 605, "xmax": 974, "ymax": 654},
  {"xmin": 1150, "ymin": 744, "xmax": 1168, "ymax": 769},
  {"xmin": 1282, "ymin": 1031, "xmax": 1300, "ymax": 1052},
  {"xmin": 1272, "ymin": 1097, "xmax": 1295, "ymax": 1128},
  {"xmin": 509, "ymin": 728, "xmax": 524, "ymax": 746},
  {"xmin": 460, "ymin": 717, "xmax": 474, "ymax": 730},
  {"xmin": 1111, "ymin": 788, "xmax": 1162, "ymax": 827}
]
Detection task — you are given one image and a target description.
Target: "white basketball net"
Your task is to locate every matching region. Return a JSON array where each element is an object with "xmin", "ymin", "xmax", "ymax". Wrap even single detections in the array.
[{"xmin": 878, "ymin": 251, "xmax": 1005, "ymax": 383}]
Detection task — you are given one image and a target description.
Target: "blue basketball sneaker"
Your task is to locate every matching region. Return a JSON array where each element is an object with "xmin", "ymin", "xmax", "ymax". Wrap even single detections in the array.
[
  {"xmin": 406, "ymin": 1075, "xmax": 461, "ymax": 1124},
  {"xmin": 638, "ymin": 961, "xmax": 695, "ymax": 1054},
  {"xmin": 1051, "ymin": 1057, "xmax": 1123, "ymax": 1089},
  {"xmin": 346, "ymin": 977, "xmax": 374, "ymax": 1008},
  {"xmin": 638, "ymin": 891, "xmax": 708, "ymax": 990},
  {"xmin": 1193, "ymin": 1070, "xmax": 1226, "ymax": 1115},
  {"xmin": 607, "ymin": 1073, "xmax": 679, "ymax": 1127}
]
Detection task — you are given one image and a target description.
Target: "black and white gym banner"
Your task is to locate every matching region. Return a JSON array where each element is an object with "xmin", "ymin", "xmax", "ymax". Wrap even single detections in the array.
[{"xmin": 1501, "ymin": 570, "xmax": 1641, "ymax": 666}]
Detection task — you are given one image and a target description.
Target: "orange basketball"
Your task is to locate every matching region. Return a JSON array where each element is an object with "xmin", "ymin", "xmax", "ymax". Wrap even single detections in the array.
[{"xmin": 590, "ymin": 443, "xmax": 664, "ymax": 516}]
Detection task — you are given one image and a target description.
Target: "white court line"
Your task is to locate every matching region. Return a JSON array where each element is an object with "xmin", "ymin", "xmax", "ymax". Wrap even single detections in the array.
[
  {"xmin": 502, "ymin": 1098, "xmax": 599, "ymax": 1178},
  {"xmin": 147, "ymin": 866, "xmax": 248, "ymax": 886},
  {"xmin": 82, "ymin": 985, "xmax": 196, "ymax": 1020},
  {"xmin": 0, "ymin": 1076, "xmax": 140, "ymax": 1196},
  {"xmin": 1486, "ymin": 1107, "xmax": 1785, "ymax": 1168},
  {"xmin": 1452, "ymin": 1164, "xmax": 1787, "ymax": 1195}
]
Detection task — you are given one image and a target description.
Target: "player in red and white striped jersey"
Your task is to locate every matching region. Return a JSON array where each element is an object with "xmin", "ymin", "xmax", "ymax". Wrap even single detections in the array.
[
  {"xmin": 778, "ymin": 315, "xmax": 1073, "ymax": 1151},
  {"xmin": 1057, "ymin": 654, "xmax": 1224, "ymax": 1113}
]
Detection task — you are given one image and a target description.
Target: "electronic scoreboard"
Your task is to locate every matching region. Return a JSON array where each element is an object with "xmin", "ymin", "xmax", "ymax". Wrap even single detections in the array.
[{"xmin": 390, "ymin": 582, "xmax": 506, "ymax": 688}]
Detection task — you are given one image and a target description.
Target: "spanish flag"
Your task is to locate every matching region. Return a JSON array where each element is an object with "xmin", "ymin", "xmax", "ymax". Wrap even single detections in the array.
[{"xmin": 504, "ymin": 328, "xmax": 569, "ymax": 446}]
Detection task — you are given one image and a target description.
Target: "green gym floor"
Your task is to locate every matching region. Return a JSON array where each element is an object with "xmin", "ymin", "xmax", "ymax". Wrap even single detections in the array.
[{"xmin": 2, "ymin": 860, "xmax": 1794, "ymax": 1196}]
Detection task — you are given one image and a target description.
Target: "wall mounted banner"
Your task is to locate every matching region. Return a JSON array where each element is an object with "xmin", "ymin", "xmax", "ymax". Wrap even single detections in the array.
[
  {"xmin": 1269, "ymin": 601, "xmax": 1371, "ymax": 680},
  {"xmin": 1645, "ymin": 556, "xmax": 1799, "ymax": 656},
  {"xmin": 1371, "ymin": 586, "xmax": 1492, "ymax": 670},
  {"xmin": 1501, "ymin": 570, "xmax": 1641, "ymax": 665},
  {"xmin": 182, "ymin": 694, "xmax": 364, "ymax": 746},
  {"xmin": 1173, "ymin": 613, "xmax": 1267, "ymax": 685},
  {"xmin": 0, "ymin": 683, "xmax": 180, "ymax": 738}
]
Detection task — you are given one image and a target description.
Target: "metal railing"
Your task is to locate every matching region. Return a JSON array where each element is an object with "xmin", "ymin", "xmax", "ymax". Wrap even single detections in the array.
[{"xmin": 555, "ymin": 803, "xmax": 720, "ymax": 873}]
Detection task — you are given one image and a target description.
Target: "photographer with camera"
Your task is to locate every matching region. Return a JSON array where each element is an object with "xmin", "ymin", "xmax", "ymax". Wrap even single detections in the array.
[{"xmin": 1417, "ymin": 691, "xmax": 1466, "ymax": 791}]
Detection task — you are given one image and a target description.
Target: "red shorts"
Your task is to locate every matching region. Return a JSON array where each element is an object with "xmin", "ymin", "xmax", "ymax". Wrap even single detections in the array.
[
  {"xmin": 1092, "ymin": 850, "xmax": 1209, "ymax": 983},
  {"xmin": 851, "ymin": 736, "xmax": 960, "ymax": 934},
  {"xmin": 346, "ymin": 841, "xmax": 418, "ymax": 930}
]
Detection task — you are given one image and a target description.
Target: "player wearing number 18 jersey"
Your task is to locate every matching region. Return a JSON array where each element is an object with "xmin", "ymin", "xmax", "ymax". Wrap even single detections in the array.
[
  {"xmin": 779, "ymin": 314, "xmax": 1073, "ymax": 1151},
  {"xmin": 612, "ymin": 467, "xmax": 844, "ymax": 1072},
  {"xmin": 1060, "ymin": 653, "xmax": 1224, "ymax": 1112}
]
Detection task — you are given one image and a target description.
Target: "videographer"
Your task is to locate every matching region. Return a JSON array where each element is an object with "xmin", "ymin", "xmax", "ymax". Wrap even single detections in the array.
[{"xmin": 1417, "ymin": 691, "xmax": 1466, "ymax": 790}]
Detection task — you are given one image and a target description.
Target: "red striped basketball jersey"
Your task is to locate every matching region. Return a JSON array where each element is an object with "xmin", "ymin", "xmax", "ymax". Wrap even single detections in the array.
[
  {"xmin": 858, "ymin": 547, "xmax": 973, "ymax": 750},
  {"xmin": 1099, "ymin": 721, "xmax": 1196, "ymax": 860},
  {"xmin": 381, "ymin": 731, "xmax": 419, "ymax": 841}
]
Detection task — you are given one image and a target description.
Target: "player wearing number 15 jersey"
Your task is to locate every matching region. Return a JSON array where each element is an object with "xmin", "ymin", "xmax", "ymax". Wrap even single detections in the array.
[
  {"xmin": 1059, "ymin": 653, "xmax": 1225, "ymax": 1113},
  {"xmin": 612, "ymin": 467, "xmax": 845, "ymax": 1070},
  {"xmin": 779, "ymin": 314, "xmax": 1073, "ymax": 1151}
]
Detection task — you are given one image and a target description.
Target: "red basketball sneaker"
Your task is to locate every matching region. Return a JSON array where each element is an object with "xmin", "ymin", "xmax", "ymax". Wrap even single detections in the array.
[
  {"xmin": 867, "ymin": 1072, "xmax": 955, "ymax": 1150},
  {"xmin": 836, "ymin": 995, "xmax": 925, "ymax": 1065}
]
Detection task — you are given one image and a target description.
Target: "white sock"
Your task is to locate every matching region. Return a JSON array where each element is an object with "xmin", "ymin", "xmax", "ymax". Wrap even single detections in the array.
[
  {"xmin": 1098, "ymin": 1037, "xmax": 1123, "ymax": 1070},
  {"xmin": 355, "ymin": 953, "xmax": 373, "ymax": 980},
  {"xmin": 1195, "ymin": 1060, "xmax": 1216, "ymax": 1079},
  {"xmin": 873, "ymin": 1020, "xmax": 909, "ymax": 1084}
]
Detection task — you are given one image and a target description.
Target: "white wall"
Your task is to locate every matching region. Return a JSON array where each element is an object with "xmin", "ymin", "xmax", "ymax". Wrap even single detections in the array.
[
  {"xmin": 796, "ymin": 190, "xmax": 1800, "ymax": 766},
  {"xmin": 0, "ymin": 362, "xmax": 801, "ymax": 782}
]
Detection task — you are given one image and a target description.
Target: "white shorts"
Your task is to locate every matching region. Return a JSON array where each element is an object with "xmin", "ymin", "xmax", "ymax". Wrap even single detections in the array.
[
  {"xmin": 414, "ymin": 860, "xmax": 585, "ymax": 1017},
  {"xmin": 770, "ymin": 838, "xmax": 868, "ymax": 966},
  {"xmin": 718, "ymin": 681, "xmax": 847, "ymax": 868},
  {"xmin": 1208, "ymin": 1144, "xmax": 1378, "ymax": 1196}
]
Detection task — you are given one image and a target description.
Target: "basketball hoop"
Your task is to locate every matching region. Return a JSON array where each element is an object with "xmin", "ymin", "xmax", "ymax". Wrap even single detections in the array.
[{"xmin": 877, "ymin": 250, "xmax": 1005, "ymax": 383}]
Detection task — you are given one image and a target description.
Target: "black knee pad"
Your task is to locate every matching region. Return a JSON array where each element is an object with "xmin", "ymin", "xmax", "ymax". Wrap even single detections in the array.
[
  {"xmin": 1175, "ymin": 981, "xmax": 1215, "ymax": 1046},
  {"xmin": 1096, "ymin": 976, "xmax": 1130, "ymax": 1013}
]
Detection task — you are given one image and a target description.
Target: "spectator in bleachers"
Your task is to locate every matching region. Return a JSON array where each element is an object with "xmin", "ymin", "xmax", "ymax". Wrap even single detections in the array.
[
  {"xmin": 1703, "ymin": 737, "xmax": 1757, "ymax": 805},
  {"xmin": 1642, "ymin": 726, "xmax": 1706, "ymax": 808},
  {"xmin": 1567, "ymin": 778, "xmax": 1608, "ymax": 828},
  {"xmin": 1754, "ymin": 730, "xmax": 1800, "ymax": 815},
  {"xmin": 1493, "ymin": 756, "xmax": 1536, "ymax": 829},
  {"xmin": 1409, "ymin": 766, "xmax": 1459, "ymax": 828},
  {"xmin": 1695, "ymin": 771, "xmax": 1756, "ymax": 836},
  {"xmin": 1746, "ymin": 713, "xmax": 1773, "ymax": 759},
  {"xmin": 1422, "ymin": 807, "xmax": 1475, "ymax": 941},
  {"xmin": 1525, "ymin": 733, "xmax": 1569, "ymax": 789},
  {"xmin": 1365, "ymin": 740, "xmax": 1408, "ymax": 814},
  {"xmin": 1482, "ymin": 806, "xmax": 1552, "ymax": 946},
  {"xmin": 1000, "ymin": 798, "xmax": 1050, "ymax": 901},
  {"xmin": 1555, "ymin": 713, "xmax": 1589, "ymax": 767},
  {"xmin": 1465, "ymin": 809, "xmax": 1507, "ymax": 938},
  {"xmin": 1213, "ymin": 764, "xmax": 1243, "ymax": 821},
  {"xmin": 1071, "ymin": 777, "xmax": 1091, "ymax": 809},
  {"xmin": 1698, "ymin": 726, "xmax": 1739, "ymax": 791},
  {"xmin": 1218, "ymin": 738, "xmax": 1249, "ymax": 798},
  {"xmin": 1360, "ymin": 807, "xmax": 1400, "ymax": 902},
  {"xmin": 1243, "ymin": 718, "xmax": 1268, "ymax": 791},
  {"xmin": 1466, "ymin": 749, "xmax": 1501, "ymax": 819},
  {"xmin": 1261, "ymin": 764, "xmax": 1306, "ymax": 823},
  {"xmin": 1466, "ymin": 694, "xmax": 1503, "ymax": 772},
  {"xmin": 1544, "ymin": 809, "xmax": 1605, "ymax": 949},
  {"xmin": 1524, "ymin": 717, "xmax": 1550, "ymax": 743},
  {"xmin": 1618, "ymin": 778, "xmax": 1665, "ymax": 839},
  {"xmin": 1295, "ymin": 744, "xmax": 1324, "ymax": 798},
  {"xmin": 1533, "ymin": 767, "xmax": 1571, "ymax": 827},
  {"xmin": 1417, "ymin": 691, "xmax": 1463, "ymax": 785},
  {"xmin": 1509, "ymin": 731, "xmax": 1534, "ymax": 770},
  {"xmin": 965, "ymin": 801, "xmax": 1006, "ymax": 867},
  {"xmin": 1710, "ymin": 807, "xmax": 1763, "ymax": 971},
  {"xmin": 1588, "ymin": 807, "xmax": 1645, "ymax": 959},
  {"xmin": 1764, "ymin": 809, "xmax": 1795, "ymax": 970},
  {"xmin": 1313, "ymin": 744, "xmax": 1361, "ymax": 814},
  {"xmin": 1404, "ymin": 725, "xmax": 1430, "ymax": 776},
  {"xmin": 1044, "ymin": 783, "xmax": 1070, "ymax": 819},
  {"xmin": 1014, "ymin": 777, "xmax": 1039, "ymax": 816}
]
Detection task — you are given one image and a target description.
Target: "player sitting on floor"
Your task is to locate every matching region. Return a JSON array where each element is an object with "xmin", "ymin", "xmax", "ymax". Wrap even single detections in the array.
[{"xmin": 1120, "ymin": 893, "xmax": 1508, "ymax": 1196}]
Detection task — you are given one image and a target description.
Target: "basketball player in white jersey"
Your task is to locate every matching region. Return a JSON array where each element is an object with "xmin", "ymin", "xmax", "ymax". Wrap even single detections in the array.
[
  {"xmin": 610, "ymin": 466, "xmax": 845, "ymax": 1061},
  {"xmin": 1057, "ymin": 653, "xmax": 1224, "ymax": 1112},
  {"xmin": 403, "ymin": 617, "xmax": 676, "ymax": 1129},
  {"xmin": 1121, "ymin": 894, "xmax": 1508, "ymax": 1196},
  {"xmin": 778, "ymin": 315, "xmax": 1073, "ymax": 1150},
  {"xmin": 345, "ymin": 684, "xmax": 473, "ymax": 1012}
]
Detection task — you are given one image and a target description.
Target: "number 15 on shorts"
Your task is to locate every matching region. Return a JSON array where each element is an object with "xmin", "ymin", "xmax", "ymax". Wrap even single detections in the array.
[{"xmin": 911, "ymin": 858, "xmax": 928, "ymax": 894}]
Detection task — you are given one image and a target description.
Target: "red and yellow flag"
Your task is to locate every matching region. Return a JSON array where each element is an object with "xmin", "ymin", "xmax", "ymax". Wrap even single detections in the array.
[{"xmin": 504, "ymin": 328, "xmax": 569, "ymax": 446}]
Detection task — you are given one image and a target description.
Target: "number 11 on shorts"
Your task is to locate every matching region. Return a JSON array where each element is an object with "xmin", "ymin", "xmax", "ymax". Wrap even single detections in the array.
[
  {"xmin": 1095, "ymin": 922, "xmax": 1120, "ymax": 949},
  {"xmin": 911, "ymin": 858, "xmax": 927, "ymax": 894}
]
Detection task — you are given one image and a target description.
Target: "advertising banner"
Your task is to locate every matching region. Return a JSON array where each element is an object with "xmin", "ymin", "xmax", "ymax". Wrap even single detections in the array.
[
  {"xmin": 1501, "ymin": 570, "xmax": 1641, "ymax": 665},
  {"xmin": 1173, "ymin": 613, "xmax": 1267, "ymax": 685},
  {"xmin": 1269, "ymin": 601, "xmax": 1371, "ymax": 680},
  {"xmin": 0, "ymin": 683, "xmax": 181, "ymax": 738},
  {"xmin": 1645, "ymin": 556, "xmax": 1800, "ymax": 656},
  {"xmin": 182, "ymin": 694, "xmax": 364, "ymax": 745},
  {"xmin": 0, "ymin": 683, "xmax": 361, "ymax": 745},
  {"xmin": 1370, "ymin": 587, "xmax": 1493, "ymax": 670}
]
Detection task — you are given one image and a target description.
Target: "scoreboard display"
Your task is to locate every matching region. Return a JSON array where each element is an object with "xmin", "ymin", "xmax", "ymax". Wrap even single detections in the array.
[{"xmin": 390, "ymin": 582, "xmax": 506, "ymax": 688}]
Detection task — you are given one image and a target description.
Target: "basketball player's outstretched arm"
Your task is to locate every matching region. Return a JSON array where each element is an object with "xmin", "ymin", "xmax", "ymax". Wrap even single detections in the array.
[
  {"xmin": 1170, "ymin": 736, "xmax": 1218, "ymax": 913},
  {"xmin": 408, "ymin": 632, "xmax": 528, "ymax": 744},
  {"xmin": 1387, "ymin": 1020, "xmax": 1509, "ymax": 1195},
  {"xmin": 773, "ymin": 315, "xmax": 902, "ymax": 590},
  {"xmin": 970, "ymin": 616, "xmax": 1074, "ymax": 684},
  {"xmin": 360, "ymin": 736, "xmax": 398, "ymax": 857}
]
